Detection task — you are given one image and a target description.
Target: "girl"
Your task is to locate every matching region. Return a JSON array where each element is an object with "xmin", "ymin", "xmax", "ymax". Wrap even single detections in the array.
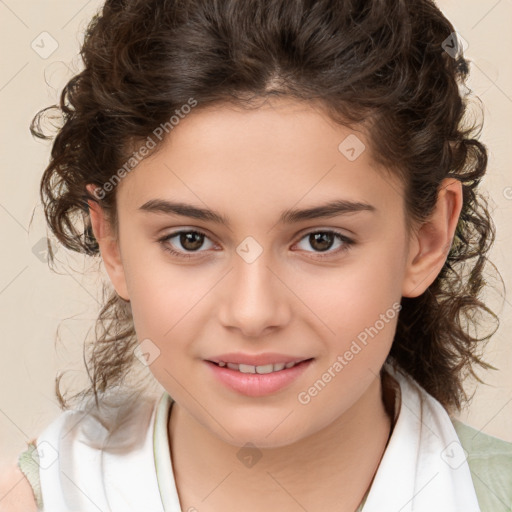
[{"xmin": 3, "ymin": 0, "xmax": 512, "ymax": 510}]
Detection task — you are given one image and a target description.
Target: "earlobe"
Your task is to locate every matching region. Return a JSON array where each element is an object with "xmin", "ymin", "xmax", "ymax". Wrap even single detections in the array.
[
  {"xmin": 85, "ymin": 184, "xmax": 130, "ymax": 301},
  {"xmin": 402, "ymin": 178, "xmax": 463, "ymax": 298}
]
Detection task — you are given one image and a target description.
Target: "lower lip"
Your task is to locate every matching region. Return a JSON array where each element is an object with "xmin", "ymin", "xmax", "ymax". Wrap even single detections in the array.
[{"xmin": 205, "ymin": 359, "xmax": 313, "ymax": 397}]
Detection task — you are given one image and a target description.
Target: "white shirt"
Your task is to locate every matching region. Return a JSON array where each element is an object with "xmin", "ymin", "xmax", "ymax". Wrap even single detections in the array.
[{"xmin": 31, "ymin": 361, "xmax": 481, "ymax": 511}]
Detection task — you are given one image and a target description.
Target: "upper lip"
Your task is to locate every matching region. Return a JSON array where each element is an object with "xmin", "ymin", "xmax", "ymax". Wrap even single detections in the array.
[{"xmin": 206, "ymin": 352, "xmax": 312, "ymax": 366}]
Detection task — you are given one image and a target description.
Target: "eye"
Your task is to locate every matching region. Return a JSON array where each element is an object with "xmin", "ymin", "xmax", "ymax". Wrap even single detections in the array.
[
  {"xmin": 293, "ymin": 230, "xmax": 354, "ymax": 258},
  {"xmin": 158, "ymin": 228, "xmax": 354, "ymax": 261},
  {"xmin": 158, "ymin": 230, "xmax": 216, "ymax": 259}
]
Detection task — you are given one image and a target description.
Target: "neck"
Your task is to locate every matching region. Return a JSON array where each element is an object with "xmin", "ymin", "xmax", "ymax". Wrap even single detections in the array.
[{"xmin": 169, "ymin": 371, "xmax": 393, "ymax": 512}]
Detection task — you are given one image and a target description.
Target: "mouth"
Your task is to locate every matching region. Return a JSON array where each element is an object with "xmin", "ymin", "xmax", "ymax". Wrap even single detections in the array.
[{"xmin": 205, "ymin": 357, "xmax": 314, "ymax": 397}]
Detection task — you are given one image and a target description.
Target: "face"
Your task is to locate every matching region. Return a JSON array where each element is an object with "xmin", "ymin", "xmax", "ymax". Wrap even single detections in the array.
[{"xmin": 92, "ymin": 98, "xmax": 422, "ymax": 448}]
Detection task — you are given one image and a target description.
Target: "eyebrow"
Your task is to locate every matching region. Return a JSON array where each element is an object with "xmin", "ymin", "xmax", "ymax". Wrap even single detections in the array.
[{"xmin": 138, "ymin": 198, "xmax": 376, "ymax": 227}]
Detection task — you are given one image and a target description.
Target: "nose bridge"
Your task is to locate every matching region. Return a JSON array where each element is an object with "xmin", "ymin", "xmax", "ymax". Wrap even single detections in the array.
[{"xmin": 218, "ymin": 240, "xmax": 290, "ymax": 337}]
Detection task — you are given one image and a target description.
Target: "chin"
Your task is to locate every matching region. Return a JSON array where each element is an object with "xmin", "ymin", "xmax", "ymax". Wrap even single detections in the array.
[{"xmin": 208, "ymin": 414, "xmax": 310, "ymax": 450}]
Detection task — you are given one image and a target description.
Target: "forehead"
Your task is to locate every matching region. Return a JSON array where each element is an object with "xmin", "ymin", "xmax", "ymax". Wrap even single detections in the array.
[{"xmin": 116, "ymin": 98, "xmax": 404, "ymax": 223}]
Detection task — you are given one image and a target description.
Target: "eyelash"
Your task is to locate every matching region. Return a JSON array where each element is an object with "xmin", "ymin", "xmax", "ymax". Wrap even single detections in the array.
[{"xmin": 157, "ymin": 229, "xmax": 355, "ymax": 260}]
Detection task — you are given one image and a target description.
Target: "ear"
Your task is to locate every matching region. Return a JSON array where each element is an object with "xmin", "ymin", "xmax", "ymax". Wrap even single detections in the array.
[
  {"xmin": 85, "ymin": 184, "xmax": 130, "ymax": 301},
  {"xmin": 402, "ymin": 178, "xmax": 463, "ymax": 298}
]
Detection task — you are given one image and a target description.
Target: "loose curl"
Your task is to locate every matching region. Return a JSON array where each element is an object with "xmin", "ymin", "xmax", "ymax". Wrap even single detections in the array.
[{"xmin": 31, "ymin": 0, "xmax": 501, "ymax": 414}]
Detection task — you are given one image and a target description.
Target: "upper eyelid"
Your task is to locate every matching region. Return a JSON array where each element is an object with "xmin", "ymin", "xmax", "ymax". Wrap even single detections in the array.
[{"xmin": 160, "ymin": 229, "xmax": 218, "ymax": 246}]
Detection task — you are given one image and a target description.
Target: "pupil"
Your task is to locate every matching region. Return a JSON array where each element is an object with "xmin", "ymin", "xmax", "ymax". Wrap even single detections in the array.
[
  {"xmin": 310, "ymin": 232, "xmax": 333, "ymax": 252},
  {"xmin": 181, "ymin": 232, "xmax": 203, "ymax": 251}
]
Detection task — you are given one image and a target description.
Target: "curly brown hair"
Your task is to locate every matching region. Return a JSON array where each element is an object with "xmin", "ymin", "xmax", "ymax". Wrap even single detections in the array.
[{"xmin": 31, "ymin": 0, "xmax": 501, "ymax": 414}]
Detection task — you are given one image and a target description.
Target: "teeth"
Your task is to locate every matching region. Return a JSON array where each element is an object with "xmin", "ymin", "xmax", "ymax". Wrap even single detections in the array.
[
  {"xmin": 255, "ymin": 364, "xmax": 275, "ymax": 374},
  {"xmin": 239, "ymin": 363, "xmax": 256, "ymax": 373},
  {"xmin": 219, "ymin": 361, "xmax": 300, "ymax": 373}
]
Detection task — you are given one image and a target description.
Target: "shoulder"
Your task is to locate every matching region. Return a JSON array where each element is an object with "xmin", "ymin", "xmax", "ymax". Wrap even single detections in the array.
[
  {"xmin": 452, "ymin": 417, "xmax": 512, "ymax": 462},
  {"xmin": 451, "ymin": 418, "xmax": 512, "ymax": 512},
  {"xmin": 0, "ymin": 460, "xmax": 38, "ymax": 512},
  {"xmin": 0, "ymin": 390, "xmax": 163, "ymax": 512}
]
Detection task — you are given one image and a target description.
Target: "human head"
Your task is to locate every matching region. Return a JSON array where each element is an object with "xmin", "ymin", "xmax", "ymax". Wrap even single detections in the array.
[{"xmin": 32, "ymin": 0, "xmax": 497, "ymax": 416}]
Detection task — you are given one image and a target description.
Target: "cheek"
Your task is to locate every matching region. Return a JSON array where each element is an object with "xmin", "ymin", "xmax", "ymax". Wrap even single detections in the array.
[
  {"xmin": 297, "ymin": 236, "xmax": 406, "ymax": 354},
  {"xmin": 121, "ymin": 242, "xmax": 215, "ymax": 347},
  {"xmin": 292, "ymin": 247, "xmax": 405, "ymax": 420}
]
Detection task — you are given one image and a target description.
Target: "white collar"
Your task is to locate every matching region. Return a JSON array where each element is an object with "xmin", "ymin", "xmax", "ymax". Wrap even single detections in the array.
[
  {"xmin": 154, "ymin": 362, "xmax": 481, "ymax": 511},
  {"xmin": 360, "ymin": 361, "xmax": 481, "ymax": 512}
]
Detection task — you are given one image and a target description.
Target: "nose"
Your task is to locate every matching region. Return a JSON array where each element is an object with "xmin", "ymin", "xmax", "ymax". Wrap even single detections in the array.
[{"xmin": 218, "ymin": 250, "xmax": 292, "ymax": 339}]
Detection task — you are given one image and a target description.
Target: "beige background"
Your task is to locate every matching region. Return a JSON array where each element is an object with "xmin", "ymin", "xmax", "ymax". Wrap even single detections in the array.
[{"xmin": 0, "ymin": 0, "xmax": 511, "ymax": 464}]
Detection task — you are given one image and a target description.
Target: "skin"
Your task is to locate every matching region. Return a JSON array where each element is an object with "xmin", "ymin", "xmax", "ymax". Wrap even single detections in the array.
[{"xmin": 87, "ymin": 97, "xmax": 462, "ymax": 511}]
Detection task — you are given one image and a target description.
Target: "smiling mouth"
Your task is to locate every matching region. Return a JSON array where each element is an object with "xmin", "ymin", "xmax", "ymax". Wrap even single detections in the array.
[{"xmin": 208, "ymin": 358, "xmax": 314, "ymax": 374}]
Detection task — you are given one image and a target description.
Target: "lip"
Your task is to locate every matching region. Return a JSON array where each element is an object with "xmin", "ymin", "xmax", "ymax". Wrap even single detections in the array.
[
  {"xmin": 205, "ymin": 358, "xmax": 314, "ymax": 397},
  {"xmin": 206, "ymin": 352, "xmax": 310, "ymax": 366}
]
